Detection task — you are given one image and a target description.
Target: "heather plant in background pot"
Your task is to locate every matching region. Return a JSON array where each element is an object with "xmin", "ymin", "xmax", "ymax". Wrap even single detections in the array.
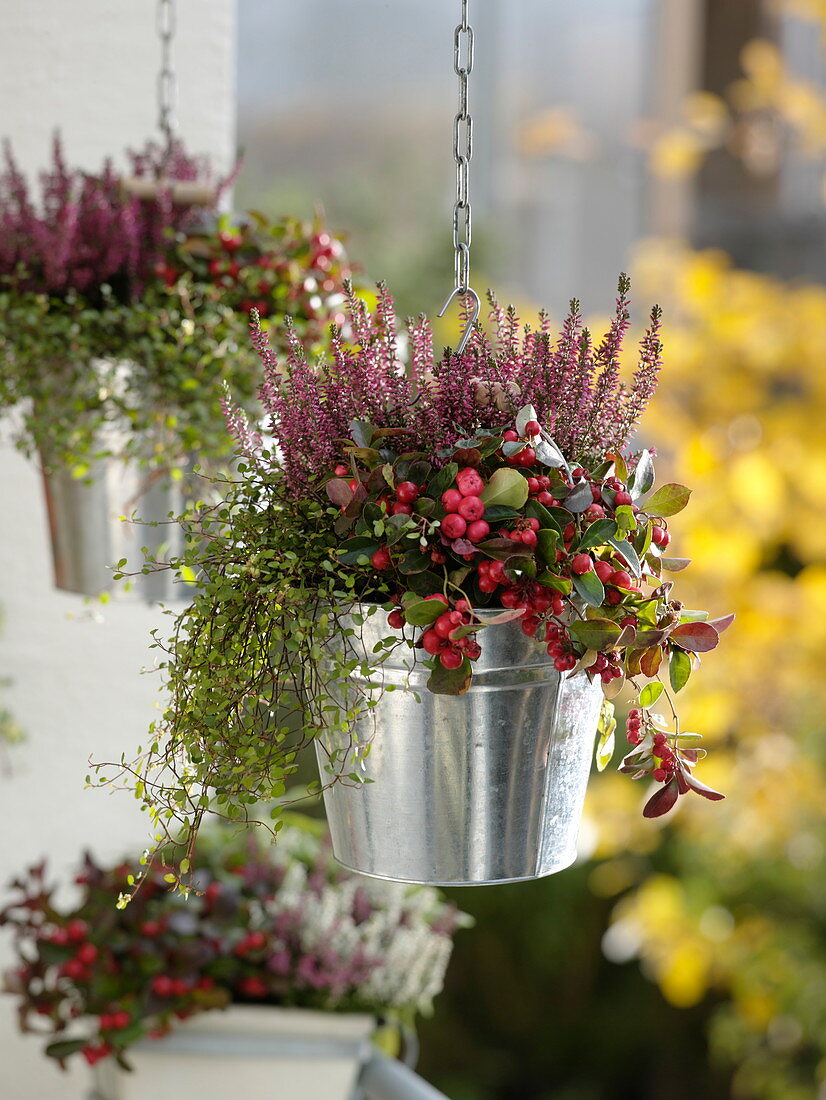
[
  {"xmin": 0, "ymin": 815, "xmax": 468, "ymax": 1088},
  {"xmin": 0, "ymin": 137, "xmax": 351, "ymax": 596},
  {"xmin": 108, "ymin": 277, "xmax": 732, "ymax": 888}
]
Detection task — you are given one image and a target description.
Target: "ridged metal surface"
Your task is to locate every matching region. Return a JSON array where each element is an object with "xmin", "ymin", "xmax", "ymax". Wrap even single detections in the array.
[
  {"xmin": 316, "ymin": 605, "xmax": 603, "ymax": 886},
  {"xmin": 40, "ymin": 457, "xmax": 184, "ymax": 602}
]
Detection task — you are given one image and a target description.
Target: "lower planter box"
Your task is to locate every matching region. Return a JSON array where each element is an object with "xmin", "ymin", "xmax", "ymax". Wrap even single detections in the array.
[{"xmin": 90, "ymin": 1006, "xmax": 376, "ymax": 1100}]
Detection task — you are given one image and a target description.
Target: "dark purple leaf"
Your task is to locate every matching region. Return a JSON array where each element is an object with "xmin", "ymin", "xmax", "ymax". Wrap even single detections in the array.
[
  {"xmin": 708, "ymin": 613, "xmax": 735, "ymax": 634},
  {"xmin": 643, "ymin": 779, "xmax": 680, "ymax": 818},
  {"xmin": 325, "ymin": 478, "xmax": 353, "ymax": 507}
]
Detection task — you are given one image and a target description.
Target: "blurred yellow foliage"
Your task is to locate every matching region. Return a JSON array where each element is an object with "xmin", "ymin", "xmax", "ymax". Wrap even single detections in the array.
[{"xmin": 585, "ymin": 243, "xmax": 826, "ymax": 1095}]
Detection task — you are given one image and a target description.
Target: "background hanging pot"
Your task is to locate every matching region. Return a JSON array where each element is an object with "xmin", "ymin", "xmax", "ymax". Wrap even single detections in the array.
[
  {"xmin": 90, "ymin": 1006, "xmax": 375, "ymax": 1100},
  {"xmin": 39, "ymin": 433, "xmax": 187, "ymax": 603},
  {"xmin": 316, "ymin": 604, "xmax": 604, "ymax": 886}
]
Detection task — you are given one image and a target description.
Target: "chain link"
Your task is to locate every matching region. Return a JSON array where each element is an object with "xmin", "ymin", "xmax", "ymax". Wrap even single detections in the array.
[
  {"xmin": 451, "ymin": 0, "xmax": 474, "ymax": 291},
  {"xmin": 157, "ymin": 0, "xmax": 177, "ymax": 144}
]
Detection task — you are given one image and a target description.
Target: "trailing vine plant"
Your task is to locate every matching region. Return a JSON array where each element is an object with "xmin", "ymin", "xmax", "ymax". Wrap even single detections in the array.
[{"xmin": 98, "ymin": 277, "xmax": 731, "ymax": 886}]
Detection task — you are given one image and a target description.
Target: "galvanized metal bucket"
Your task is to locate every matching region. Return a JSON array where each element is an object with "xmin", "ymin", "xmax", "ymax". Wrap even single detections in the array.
[
  {"xmin": 316, "ymin": 604, "xmax": 604, "ymax": 886},
  {"xmin": 40, "ymin": 455, "xmax": 186, "ymax": 602}
]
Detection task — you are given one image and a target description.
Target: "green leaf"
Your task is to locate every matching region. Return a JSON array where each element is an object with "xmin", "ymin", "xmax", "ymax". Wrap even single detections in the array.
[
  {"xmin": 563, "ymin": 481, "xmax": 593, "ymax": 513},
  {"xmin": 480, "ymin": 468, "xmax": 530, "ymax": 509},
  {"xmin": 400, "ymin": 598, "xmax": 445, "ymax": 626},
  {"xmin": 630, "ymin": 449, "xmax": 655, "ymax": 499},
  {"xmin": 336, "ymin": 536, "xmax": 379, "ymax": 565},
  {"xmin": 643, "ymin": 483, "xmax": 692, "ymax": 518},
  {"xmin": 482, "ymin": 505, "xmax": 522, "ymax": 522},
  {"xmin": 568, "ymin": 618, "xmax": 622, "ymax": 649},
  {"xmin": 669, "ymin": 648, "xmax": 692, "ymax": 693},
  {"xmin": 639, "ymin": 681, "xmax": 664, "ymax": 708},
  {"xmin": 595, "ymin": 700, "xmax": 616, "ymax": 772},
  {"xmin": 608, "ymin": 536, "xmax": 641, "ymax": 579},
  {"xmin": 576, "ymin": 518, "xmax": 618, "ymax": 550},
  {"xmin": 536, "ymin": 571, "xmax": 572, "ymax": 594},
  {"xmin": 614, "ymin": 504, "xmax": 636, "ymax": 534},
  {"xmin": 45, "ymin": 1039, "xmax": 86, "ymax": 1061},
  {"xmin": 537, "ymin": 528, "xmax": 561, "ymax": 565},
  {"xmin": 572, "ymin": 570, "xmax": 605, "ymax": 607},
  {"xmin": 525, "ymin": 498, "xmax": 562, "ymax": 532},
  {"xmin": 427, "ymin": 655, "xmax": 473, "ymax": 695},
  {"xmin": 660, "ymin": 557, "xmax": 691, "ymax": 572},
  {"xmin": 428, "ymin": 462, "xmax": 459, "ymax": 498},
  {"xmin": 399, "ymin": 548, "xmax": 432, "ymax": 574}
]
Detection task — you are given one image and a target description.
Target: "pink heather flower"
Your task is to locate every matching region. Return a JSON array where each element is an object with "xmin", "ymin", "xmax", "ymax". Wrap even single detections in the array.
[
  {"xmin": 0, "ymin": 133, "xmax": 231, "ymax": 302},
  {"xmin": 242, "ymin": 277, "xmax": 662, "ymax": 493}
]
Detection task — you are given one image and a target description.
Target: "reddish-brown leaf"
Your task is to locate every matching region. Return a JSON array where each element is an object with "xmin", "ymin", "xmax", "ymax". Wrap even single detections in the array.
[
  {"xmin": 643, "ymin": 779, "xmax": 680, "ymax": 818},
  {"xmin": 670, "ymin": 622, "xmax": 719, "ymax": 653}
]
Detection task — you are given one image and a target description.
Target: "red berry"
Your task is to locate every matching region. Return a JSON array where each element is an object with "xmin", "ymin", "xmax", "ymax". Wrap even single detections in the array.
[
  {"xmin": 67, "ymin": 919, "xmax": 88, "ymax": 943},
  {"xmin": 390, "ymin": 502, "xmax": 412, "ymax": 515},
  {"xmin": 457, "ymin": 495, "xmax": 485, "ymax": 522},
  {"xmin": 50, "ymin": 928, "xmax": 70, "ymax": 946},
  {"xmin": 439, "ymin": 648, "xmax": 464, "ymax": 670},
  {"xmin": 524, "ymin": 419, "xmax": 541, "ymax": 436},
  {"xmin": 554, "ymin": 654, "xmax": 577, "ymax": 672},
  {"xmin": 503, "ymin": 429, "xmax": 519, "ymax": 442},
  {"xmin": 521, "ymin": 617, "xmax": 539, "ymax": 637},
  {"xmin": 584, "ymin": 504, "xmax": 605, "ymax": 520},
  {"xmin": 434, "ymin": 612, "xmax": 460, "ymax": 638},
  {"xmin": 518, "ymin": 447, "xmax": 536, "ymax": 466},
  {"xmin": 594, "ymin": 560, "xmax": 614, "ymax": 583},
  {"xmin": 651, "ymin": 524, "xmax": 670, "ymax": 547},
  {"xmin": 62, "ymin": 958, "xmax": 86, "ymax": 980},
  {"xmin": 614, "ymin": 490, "xmax": 633, "ymax": 506},
  {"xmin": 519, "ymin": 529, "xmax": 538, "ymax": 549},
  {"xmin": 152, "ymin": 975, "xmax": 175, "ymax": 998},
  {"xmin": 653, "ymin": 768, "xmax": 668, "ymax": 783},
  {"xmin": 442, "ymin": 513, "xmax": 468, "ymax": 539},
  {"xmin": 466, "ymin": 519, "xmax": 491, "ymax": 543},
  {"xmin": 606, "ymin": 589, "xmax": 622, "ymax": 605},
  {"xmin": 441, "ymin": 488, "xmax": 463, "ymax": 511},
  {"xmin": 395, "ymin": 481, "xmax": 419, "ymax": 504},
  {"xmin": 77, "ymin": 943, "xmax": 98, "ymax": 965},
  {"xmin": 371, "ymin": 547, "xmax": 392, "ymax": 570},
  {"xmin": 456, "ymin": 468, "xmax": 485, "ymax": 496},
  {"xmin": 171, "ymin": 978, "xmax": 189, "ymax": 997},
  {"xmin": 424, "ymin": 593, "xmax": 449, "ymax": 604},
  {"xmin": 527, "ymin": 477, "xmax": 540, "ymax": 493},
  {"xmin": 571, "ymin": 553, "xmax": 593, "ymax": 575},
  {"xmin": 537, "ymin": 491, "xmax": 556, "ymax": 506},
  {"xmin": 334, "ymin": 464, "xmax": 349, "ymax": 476},
  {"xmin": 610, "ymin": 569, "xmax": 632, "ymax": 589},
  {"xmin": 626, "ymin": 729, "xmax": 643, "ymax": 746},
  {"xmin": 421, "ymin": 629, "xmax": 444, "ymax": 655},
  {"xmin": 387, "ymin": 609, "xmax": 405, "ymax": 630}
]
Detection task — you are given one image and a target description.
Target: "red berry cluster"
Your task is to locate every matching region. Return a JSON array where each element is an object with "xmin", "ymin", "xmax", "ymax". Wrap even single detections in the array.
[
  {"xmin": 420, "ymin": 595, "xmax": 480, "ymax": 670},
  {"xmin": 440, "ymin": 467, "xmax": 490, "ymax": 543}
]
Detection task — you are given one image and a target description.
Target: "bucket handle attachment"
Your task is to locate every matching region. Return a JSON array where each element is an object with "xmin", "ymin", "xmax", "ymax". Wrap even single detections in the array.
[{"xmin": 438, "ymin": 286, "xmax": 480, "ymax": 355}]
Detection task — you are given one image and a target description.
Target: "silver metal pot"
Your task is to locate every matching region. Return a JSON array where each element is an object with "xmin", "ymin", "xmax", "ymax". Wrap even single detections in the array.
[
  {"xmin": 40, "ymin": 456, "xmax": 186, "ymax": 602},
  {"xmin": 316, "ymin": 604, "xmax": 603, "ymax": 886}
]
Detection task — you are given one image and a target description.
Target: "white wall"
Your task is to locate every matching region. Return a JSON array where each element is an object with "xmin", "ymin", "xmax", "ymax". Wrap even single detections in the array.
[{"xmin": 0, "ymin": 3, "xmax": 236, "ymax": 1096}]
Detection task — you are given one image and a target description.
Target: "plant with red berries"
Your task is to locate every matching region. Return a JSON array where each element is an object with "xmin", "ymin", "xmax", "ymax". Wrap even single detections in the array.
[
  {"xmin": 110, "ymin": 276, "xmax": 729, "ymax": 874},
  {"xmin": 0, "ymin": 139, "xmax": 349, "ymax": 473},
  {"xmin": 0, "ymin": 817, "xmax": 468, "ymax": 1070}
]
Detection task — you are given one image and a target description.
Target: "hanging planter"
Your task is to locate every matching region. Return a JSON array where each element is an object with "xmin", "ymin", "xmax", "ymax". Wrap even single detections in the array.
[
  {"xmin": 101, "ymin": 0, "xmax": 732, "ymax": 887},
  {"xmin": 0, "ymin": 137, "xmax": 350, "ymax": 599},
  {"xmin": 106, "ymin": 276, "xmax": 733, "ymax": 890},
  {"xmin": 317, "ymin": 604, "xmax": 604, "ymax": 884},
  {"xmin": 0, "ymin": 817, "xmax": 468, "ymax": 1082}
]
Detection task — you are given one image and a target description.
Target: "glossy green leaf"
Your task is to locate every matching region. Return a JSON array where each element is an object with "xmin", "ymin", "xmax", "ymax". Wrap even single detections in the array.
[{"xmin": 643, "ymin": 483, "xmax": 692, "ymax": 518}]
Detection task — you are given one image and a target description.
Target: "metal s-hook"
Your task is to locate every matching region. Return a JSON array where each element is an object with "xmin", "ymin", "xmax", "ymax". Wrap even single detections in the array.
[{"xmin": 438, "ymin": 285, "xmax": 480, "ymax": 355}]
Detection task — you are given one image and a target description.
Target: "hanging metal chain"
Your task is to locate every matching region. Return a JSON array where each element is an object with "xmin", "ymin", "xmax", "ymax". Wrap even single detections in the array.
[
  {"xmin": 452, "ymin": 0, "xmax": 473, "ymax": 291},
  {"xmin": 439, "ymin": 0, "xmax": 479, "ymax": 355},
  {"xmin": 157, "ymin": 0, "xmax": 177, "ymax": 146}
]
